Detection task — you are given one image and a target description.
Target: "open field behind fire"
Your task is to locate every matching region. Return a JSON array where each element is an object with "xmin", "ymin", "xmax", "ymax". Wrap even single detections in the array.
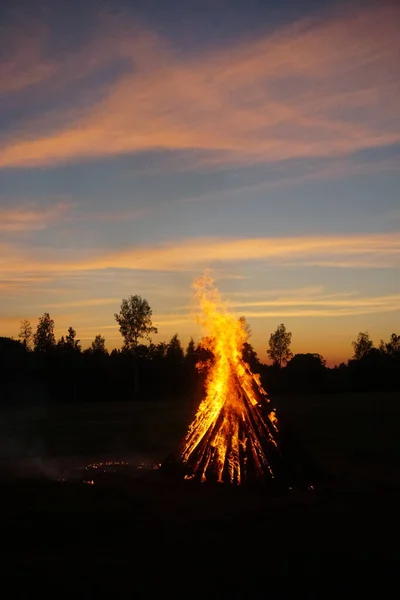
[{"xmin": 1, "ymin": 392, "xmax": 399, "ymax": 489}]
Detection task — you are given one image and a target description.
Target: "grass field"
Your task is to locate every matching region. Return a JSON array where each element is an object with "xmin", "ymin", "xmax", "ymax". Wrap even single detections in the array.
[
  {"xmin": 1, "ymin": 391, "xmax": 399, "ymax": 489},
  {"xmin": 1, "ymin": 391, "xmax": 399, "ymax": 590}
]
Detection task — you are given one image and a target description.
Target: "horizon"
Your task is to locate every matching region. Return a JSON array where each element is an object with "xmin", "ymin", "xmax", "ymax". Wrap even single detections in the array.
[{"xmin": 1, "ymin": 0, "xmax": 399, "ymax": 367}]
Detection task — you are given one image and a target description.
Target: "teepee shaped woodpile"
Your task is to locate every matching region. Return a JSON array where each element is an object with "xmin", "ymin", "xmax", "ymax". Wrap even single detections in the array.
[{"xmin": 162, "ymin": 275, "xmax": 287, "ymax": 485}]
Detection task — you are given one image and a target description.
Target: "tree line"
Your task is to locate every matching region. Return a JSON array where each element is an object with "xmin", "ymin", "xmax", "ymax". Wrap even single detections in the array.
[{"xmin": 1, "ymin": 295, "xmax": 399, "ymax": 405}]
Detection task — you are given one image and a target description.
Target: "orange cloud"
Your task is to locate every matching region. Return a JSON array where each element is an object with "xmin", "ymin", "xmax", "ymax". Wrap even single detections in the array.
[
  {"xmin": 0, "ymin": 232, "xmax": 399, "ymax": 276},
  {"xmin": 0, "ymin": 4, "xmax": 399, "ymax": 168},
  {"xmin": 182, "ymin": 287, "xmax": 400, "ymax": 318},
  {"xmin": 40, "ymin": 298, "xmax": 120, "ymax": 309},
  {"xmin": 231, "ymin": 293, "xmax": 400, "ymax": 318},
  {"xmin": 0, "ymin": 276, "xmax": 54, "ymax": 295},
  {"xmin": 231, "ymin": 293, "xmax": 399, "ymax": 309},
  {"xmin": 0, "ymin": 200, "xmax": 149, "ymax": 235}
]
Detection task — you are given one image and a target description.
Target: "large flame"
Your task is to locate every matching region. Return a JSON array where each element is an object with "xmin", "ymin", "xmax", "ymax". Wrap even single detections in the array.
[{"xmin": 180, "ymin": 274, "xmax": 281, "ymax": 485}]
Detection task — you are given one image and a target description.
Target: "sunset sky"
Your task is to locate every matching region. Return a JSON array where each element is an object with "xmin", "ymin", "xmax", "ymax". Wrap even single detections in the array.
[{"xmin": 1, "ymin": 0, "xmax": 399, "ymax": 366}]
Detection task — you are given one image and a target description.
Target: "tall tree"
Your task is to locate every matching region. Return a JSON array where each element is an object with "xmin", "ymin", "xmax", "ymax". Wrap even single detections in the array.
[
  {"xmin": 239, "ymin": 316, "xmax": 251, "ymax": 338},
  {"xmin": 150, "ymin": 341, "xmax": 167, "ymax": 361},
  {"xmin": 114, "ymin": 296, "xmax": 157, "ymax": 350},
  {"xmin": 34, "ymin": 313, "xmax": 56, "ymax": 353},
  {"xmin": 287, "ymin": 353, "xmax": 327, "ymax": 370},
  {"xmin": 379, "ymin": 333, "xmax": 400, "ymax": 356},
  {"xmin": 166, "ymin": 333, "xmax": 184, "ymax": 363},
  {"xmin": 185, "ymin": 337, "xmax": 197, "ymax": 368},
  {"xmin": 238, "ymin": 317, "xmax": 261, "ymax": 371},
  {"xmin": 285, "ymin": 353, "xmax": 327, "ymax": 392},
  {"xmin": 57, "ymin": 335, "xmax": 66, "ymax": 349},
  {"xmin": 114, "ymin": 295, "xmax": 157, "ymax": 396},
  {"xmin": 90, "ymin": 334, "xmax": 107, "ymax": 354},
  {"xmin": 267, "ymin": 323, "xmax": 293, "ymax": 367},
  {"xmin": 18, "ymin": 319, "xmax": 33, "ymax": 350},
  {"xmin": 165, "ymin": 334, "xmax": 185, "ymax": 391},
  {"xmin": 65, "ymin": 326, "xmax": 81, "ymax": 352},
  {"xmin": 352, "ymin": 332, "xmax": 374, "ymax": 360},
  {"xmin": 242, "ymin": 342, "xmax": 261, "ymax": 373}
]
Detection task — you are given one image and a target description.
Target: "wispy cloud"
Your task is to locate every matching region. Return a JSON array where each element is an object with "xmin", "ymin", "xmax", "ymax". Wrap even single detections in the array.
[
  {"xmin": 0, "ymin": 4, "xmax": 399, "ymax": 169},
  {"xmin": 0, "ymin": 199, "xmax": 152, "ymax": 236},
  {"xmin": 1, "ymin": 232, "xmax": 399, "ymax": 275},
  {"xmin": 0, "ymin": 203, "xmax": 71, "ymax": 232},
  {"xmin": 174, "ymin": 153, "xmax": 400, "ymax": 207},
  {"xmin": 41, "ymin": 297, "xmax": 120, "ymax": 309},
  {"xmin": 0, "ymin": 24, "xmax": 57, "ymax": 95},
  {"xmin": 230, "ymin": 292, "xmax": 400, "ymax": 318},
  {"xmin": 228, "ymin": 286, "xmax": 325, "ymax": 299},
  {"xmin": 180, "ymin": 287, "xmax": 400, "ymax": 318},
  {"xmin": 0, "ymin": 276, "xmax": 54, "ymax": 295},
  {"xmin": 244, "ymin": 305, "xmax": 400, "ymax": 318},
  {"xmin": 86, "ymin": 207, "xmax": 153, "ymax": 223}
]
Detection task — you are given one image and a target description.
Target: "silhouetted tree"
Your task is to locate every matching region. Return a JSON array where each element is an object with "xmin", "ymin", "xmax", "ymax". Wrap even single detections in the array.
[
  {"xmin": 34, "ymin": 313, "xmax": 56, "ymax": 353},
  {"xmin": 267, "ymin": 323, "xmax": 293, "ymax": 367},
  {"xmin": 352, "ymin": 331, "xmax": 374, "ymax": 360},
  {"xmin": 0, "ymin": 337, "xmax": 25, "ymax": 359},
  {"xmin": 164, "ymin": 334, "xmax": 185, "ymax": 393},
  {"xmin": 286, "ymin": 353, "xmax": 327, "ymax": 392},
  {"xmin": 166, "ymin": 334, "xmax": 184, "ymax": 363},
  {"xmin": 57, "ymin": 335, "xmax": 66, "ymax": 349},
  {"xmin": 185, "ymin": 337, "xmax": 196, "ymax": 360},
  {"xmin": 151, "ymin": 342, "xmax": 167, "ymax": 360},
  {"xmin": 288, "ymin": 353, "xmax": 326, "ymax": 369},
  {"xmin": 90, "ymin": 334, "xmax": 107, "ymax": 355},
  {"xmin": 0, "ymin": 337, "xmax": 27, "ymax": 401},
  {"xmin": 114, "ymin": 295, "xmax": 157, "ymax": 397},
  {"xmin": 115, "ymin": 296, "xmax": 157, "ymax": 350},
  {"xmin": 18, "ymin": 319, "xmax": 33, "ymax": 350},
  {"xmin": 232, "ymin": 316, "xmax": 260, "ymax": 373},
  {"xmin": 65, "ymin": 326, "xmax": 81, "ymax": 352},
  {"xmin": 379, "ymin": 333, "xmax": 400, "ymax": 356},
  {"xmin": 239, "ymin": 316, "xmax": 251, "ymax": 338},
  {"xmin": 242, "ymin": 342, "xmax": 261, "ymax": 373},
  {"xmin": 183, "ymin": 337, "xmax": 199, "ymax": 390}
]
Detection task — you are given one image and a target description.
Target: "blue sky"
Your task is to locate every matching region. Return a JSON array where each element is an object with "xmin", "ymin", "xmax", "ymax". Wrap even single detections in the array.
[{"xmin": 1, "ymin": 0, "xmax": 399, "ymax": 364}]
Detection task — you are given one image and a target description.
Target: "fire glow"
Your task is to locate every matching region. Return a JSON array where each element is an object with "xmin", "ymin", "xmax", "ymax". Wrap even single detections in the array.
[{"xmin": 177, "ymin": 274, "xmax": 283, "ymax": 485}]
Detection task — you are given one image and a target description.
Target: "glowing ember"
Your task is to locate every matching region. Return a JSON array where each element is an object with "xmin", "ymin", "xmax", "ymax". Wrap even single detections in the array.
[
  {"xmin": 84, "ymin": 460, "xmax": 129, "ymax": 473},
  {"xmin": 169, "ymin": 274, "xmax": 284, "ymax": 485},
  {"xmin": 80, "ymin": 460, "xmax": 159, "ymax": 484}
]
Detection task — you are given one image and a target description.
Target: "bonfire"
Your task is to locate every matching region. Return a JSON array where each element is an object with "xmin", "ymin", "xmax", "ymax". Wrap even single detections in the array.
[{"xmin": 163, "ymin": 274, "xmax": 286, "ymax": 485}]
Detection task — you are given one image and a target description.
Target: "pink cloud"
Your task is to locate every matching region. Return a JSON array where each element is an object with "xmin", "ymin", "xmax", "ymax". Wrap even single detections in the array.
[
  {"xmin": 0, "ymin": 4, "xmax": 398, "ymax": 168},
  {"xmin": 0, "ymin": 232, "xmax": 399, "ymax": 276}
]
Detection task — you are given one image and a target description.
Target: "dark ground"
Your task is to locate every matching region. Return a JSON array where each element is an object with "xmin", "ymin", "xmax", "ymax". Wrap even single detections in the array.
[{"xmin": 0, "ymin": 392, "xmax": 399, "ymax": 596}]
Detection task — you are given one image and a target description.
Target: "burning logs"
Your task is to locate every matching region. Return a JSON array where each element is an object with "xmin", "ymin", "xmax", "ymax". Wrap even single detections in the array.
[{"xmin": 161, "ymin": 275, "xmax": 291, "ymax": 486}]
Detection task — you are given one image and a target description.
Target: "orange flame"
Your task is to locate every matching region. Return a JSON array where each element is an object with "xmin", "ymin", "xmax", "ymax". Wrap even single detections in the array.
[{"xmin": 180, "ymin": 274, "xmax": 281, "ymax": 485}]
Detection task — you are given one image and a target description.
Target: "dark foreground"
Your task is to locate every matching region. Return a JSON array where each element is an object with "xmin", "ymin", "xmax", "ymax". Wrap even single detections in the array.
[
  {"xmin": 1, "ymin": 469, "xmax": 399, "ymax": 596},
  {"xmin": 1, "ymin": 392, "xmax": 399, "ymax": 595}
]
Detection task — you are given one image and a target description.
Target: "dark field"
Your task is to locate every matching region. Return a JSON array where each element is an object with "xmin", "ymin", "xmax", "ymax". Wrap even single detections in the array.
[{"xmin": 1, "ymin": 392, "xmax": 399, "ymax": 594}]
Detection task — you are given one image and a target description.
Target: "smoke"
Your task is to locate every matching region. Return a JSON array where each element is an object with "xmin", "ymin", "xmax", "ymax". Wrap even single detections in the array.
[
  {"xmin": 0, "ymin": 405, "xmax": 160, "ymax": 482},
  {"xmin": 0, "ymin": 405, "xmax": 66, "ymax": 480}
]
